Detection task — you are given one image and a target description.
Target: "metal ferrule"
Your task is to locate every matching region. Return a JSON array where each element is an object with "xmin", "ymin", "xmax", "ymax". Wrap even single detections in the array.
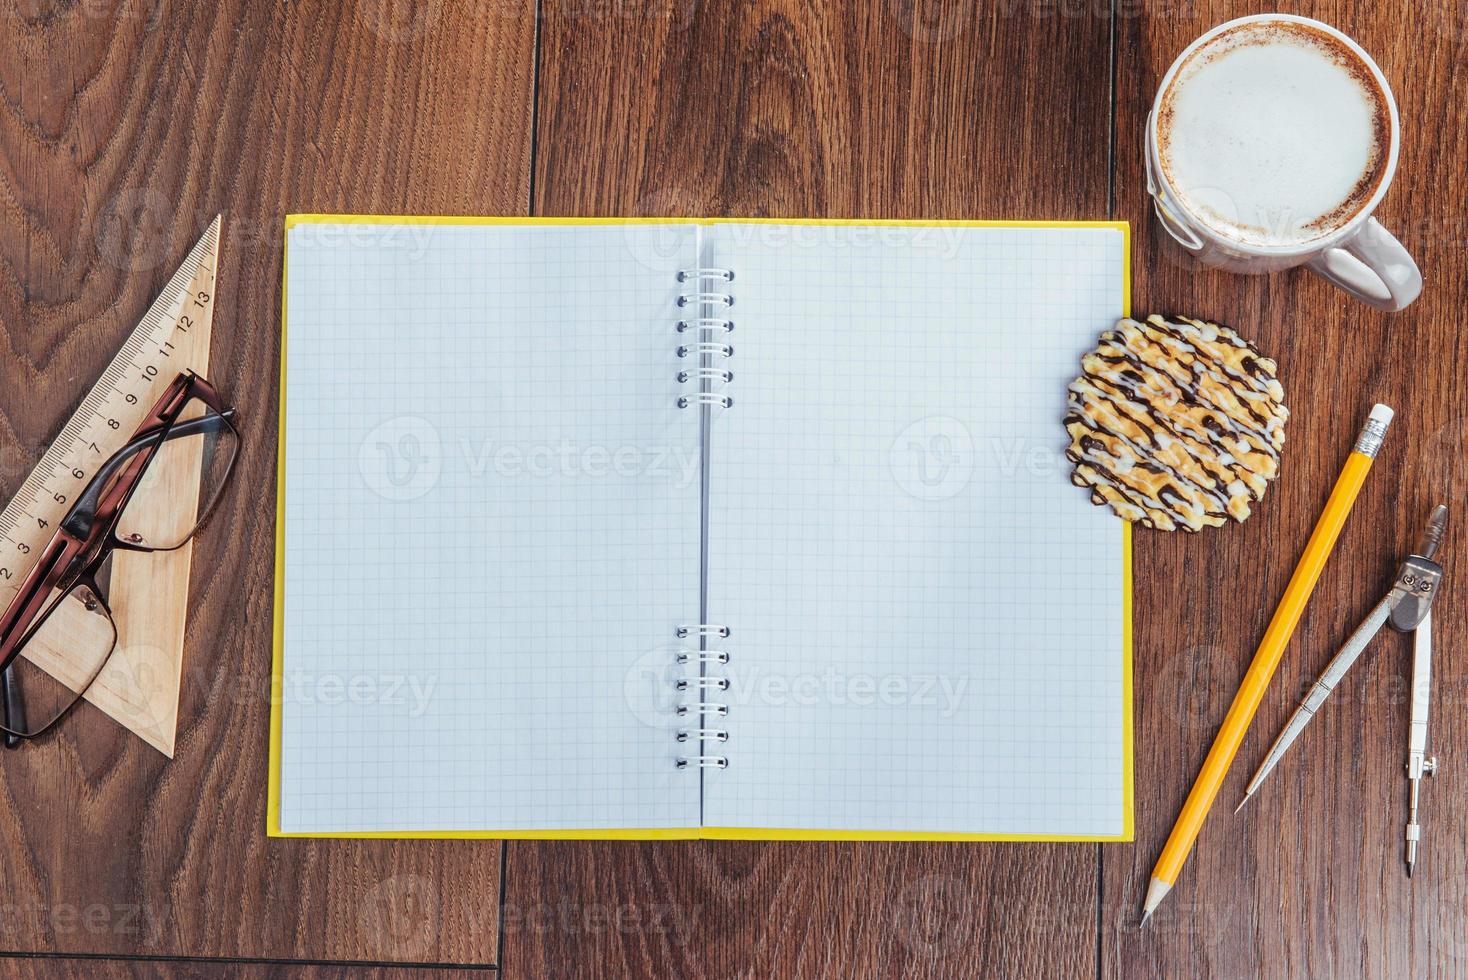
[{"xmin": 1354, "ymin": 415, "xmax": 1391, "ymax": 458}]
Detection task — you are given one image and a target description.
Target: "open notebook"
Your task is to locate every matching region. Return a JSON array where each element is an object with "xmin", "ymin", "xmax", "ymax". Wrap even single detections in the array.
[{"xmin": 271, "ymin": 217, "xmax": 1131, "ymax": 840}]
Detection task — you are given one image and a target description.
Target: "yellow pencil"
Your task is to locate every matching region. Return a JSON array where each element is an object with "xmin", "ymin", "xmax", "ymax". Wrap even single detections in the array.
[{"xmin": 1141, "ymin": 403, "xmax": 1394, "ymax": 924}]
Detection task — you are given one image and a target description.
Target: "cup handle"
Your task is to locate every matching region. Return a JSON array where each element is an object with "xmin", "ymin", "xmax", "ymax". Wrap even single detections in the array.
[{"xmin": 1306, "ymin": 218, "xmax": 1422, "ymax": 312}]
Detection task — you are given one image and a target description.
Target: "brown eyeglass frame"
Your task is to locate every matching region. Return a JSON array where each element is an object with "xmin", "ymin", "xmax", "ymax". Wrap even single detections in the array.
[{"xmin": 0, "ymin": 371, "xmax": 238, "ymax": 741}]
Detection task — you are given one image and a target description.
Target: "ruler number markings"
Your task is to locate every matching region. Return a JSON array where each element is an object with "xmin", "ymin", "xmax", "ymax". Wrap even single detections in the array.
[{"xmin": 0, "ymin": 233, "xmax": 216, "ymax": 608}]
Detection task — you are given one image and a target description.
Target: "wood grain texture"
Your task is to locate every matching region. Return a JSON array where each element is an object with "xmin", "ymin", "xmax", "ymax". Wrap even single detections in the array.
[
  {"xmin": 503, "ymin": 840, "xmax": 1096, "ymax": 979},
  {"xmin": 0, "ymin": 958, "xmax": 488, "ymax": 980},
  {"xmin": 1107, "ymin": 2, "xmax": 1468, "ymax": 978},
  {"xmin": 532, "ymin": 0, "xmax": 1111, "ymax": 218},
  {"xmin": 510, "ymin": 1, "xmax": 1112, "ymax": 977},
  {"xmin": 0, "ymin": 0, "xmax": 533, "ymax": 962}
]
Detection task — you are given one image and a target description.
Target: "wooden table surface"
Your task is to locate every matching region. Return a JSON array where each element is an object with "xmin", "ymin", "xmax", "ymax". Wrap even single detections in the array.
[{"xmin": 2, "ymin": 1, "xmax": 1465, "ymax": 977}]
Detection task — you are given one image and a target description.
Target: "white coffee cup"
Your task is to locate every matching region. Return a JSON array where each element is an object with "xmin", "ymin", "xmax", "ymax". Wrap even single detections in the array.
[{"xmin": 1146, "ymin": 14, "xmax": 1421, "ymax": 312}]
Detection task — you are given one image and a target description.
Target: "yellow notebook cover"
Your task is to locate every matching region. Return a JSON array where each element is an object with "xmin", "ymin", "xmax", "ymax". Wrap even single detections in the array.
[{"xmin": 271, "ymin": 216, "xmax": 1132, "ymax": 841}]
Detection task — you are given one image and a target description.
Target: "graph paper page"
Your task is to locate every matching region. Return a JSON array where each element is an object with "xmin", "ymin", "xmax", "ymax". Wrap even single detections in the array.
[
  {"xmin": 279, "ymin": 221, "xmax": 701, "ymax": 833},
  {"xmin": 702, "ymin": 223, "xmax": 1128, "ymax": 836}
]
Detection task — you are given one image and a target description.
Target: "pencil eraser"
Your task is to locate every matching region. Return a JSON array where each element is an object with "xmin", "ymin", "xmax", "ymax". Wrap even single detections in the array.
[{"xmin": 1369, "ymin": 403, "xmax": 1395, "ymax": 427}]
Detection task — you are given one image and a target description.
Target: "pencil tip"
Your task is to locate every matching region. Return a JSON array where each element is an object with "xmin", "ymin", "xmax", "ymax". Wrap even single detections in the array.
[
  {"xmin": 1234, "ymin": 793, "xmax": 1251, "ymax": 814},
  {"xmin": 1140, "ymin": 877, "xmax": 1171, "ymax": 928}
]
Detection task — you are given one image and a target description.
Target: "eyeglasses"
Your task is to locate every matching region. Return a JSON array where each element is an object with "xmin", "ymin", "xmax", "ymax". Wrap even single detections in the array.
[{"xmin": 0, "ymin": 372, "xmax": 239, "ymax": 743}]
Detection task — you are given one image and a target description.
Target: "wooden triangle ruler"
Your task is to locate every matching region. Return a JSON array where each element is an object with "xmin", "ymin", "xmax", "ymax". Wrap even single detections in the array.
[{"xmin": 0, "ymin": 216, "xmax": 220, "ymax": 756}]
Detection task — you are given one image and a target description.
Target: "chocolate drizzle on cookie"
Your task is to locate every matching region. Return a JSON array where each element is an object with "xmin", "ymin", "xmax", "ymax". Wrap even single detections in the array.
[{"xmin": 1065, "ymin": 314, "xmax": 1288, "ymax": 532}]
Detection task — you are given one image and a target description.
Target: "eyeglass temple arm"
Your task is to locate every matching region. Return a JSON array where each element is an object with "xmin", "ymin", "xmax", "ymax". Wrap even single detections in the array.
[
  {"xmin": 2, "ymin": 668, "xmax": 22, "ymax": 748},
  {"xmin": 66, "ymin": 409, "xmax": 237, "ymax": 539}
]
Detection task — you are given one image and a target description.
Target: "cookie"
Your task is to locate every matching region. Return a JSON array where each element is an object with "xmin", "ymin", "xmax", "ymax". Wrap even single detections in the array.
[{"xmin": 1065, "ymin": 314, "xmax": 1288, "ymax": 532}]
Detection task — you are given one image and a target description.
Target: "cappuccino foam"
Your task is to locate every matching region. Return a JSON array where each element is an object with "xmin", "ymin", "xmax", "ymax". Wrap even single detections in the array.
[{"xmin": 1158, "ymin": 21, "xmax": 1390, "ymax": 248}]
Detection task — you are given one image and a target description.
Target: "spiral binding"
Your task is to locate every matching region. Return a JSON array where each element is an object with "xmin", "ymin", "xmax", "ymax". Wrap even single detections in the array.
[
  {"xmin": 674, "ymin": 626, "xmax": 731, "ymax": 769},
  {"xmin": 676, "ymin": 729, "xmax": 729, "ymax": 743},
  {"xmin": 678, "ymin": 392, "xmax": 731, "ymax": 409},
  {"xmin": 676, "ymin": 624, "xmax": 729, "ymax": 639},
  {"xmin": 677, "ymin": 677, "xmax": 731, "ymax": 692},
  {"xmin": 676, "ymin": 292, "xmax": 733, "ymax": 308},
  {"xmin": 676, "ymin": 268, "xmax": 734, "ymax": 283},
  {"xmin": 676, "ymin": 269, "xmax": 735, "ymax": 412},
  {"xmin": 677, "ymin": 702, "xmax": 728, "ymax": 716},
  {"xmin": 677, "ymin": 342, "xmax": 733, "ymax": 359},
  {"xmin": 677, "ymin": 368, "xmax": 733, "ymax": 384},
  {"xmin": 676, "ymin": 318, "xmax": 733, "ymax": 334},
  {"xmin": 673, "ymin": 269, "xmax": 736, "ymax": 769},
  {"xmin": 677, "ymin": 650, "xmax": 730, "ymax": 665}
]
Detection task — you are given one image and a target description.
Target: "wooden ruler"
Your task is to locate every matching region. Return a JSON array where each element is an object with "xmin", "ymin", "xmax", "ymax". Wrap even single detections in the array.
[{"xmin": 0, "ymin": 216, "xmax": 219, "ymax": 755}]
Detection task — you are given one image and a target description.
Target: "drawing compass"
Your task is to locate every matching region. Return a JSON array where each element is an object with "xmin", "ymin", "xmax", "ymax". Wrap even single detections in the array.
[{"xmin": 1236, "ymin": 504, "xmax": 1446, "ymax": 876}]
